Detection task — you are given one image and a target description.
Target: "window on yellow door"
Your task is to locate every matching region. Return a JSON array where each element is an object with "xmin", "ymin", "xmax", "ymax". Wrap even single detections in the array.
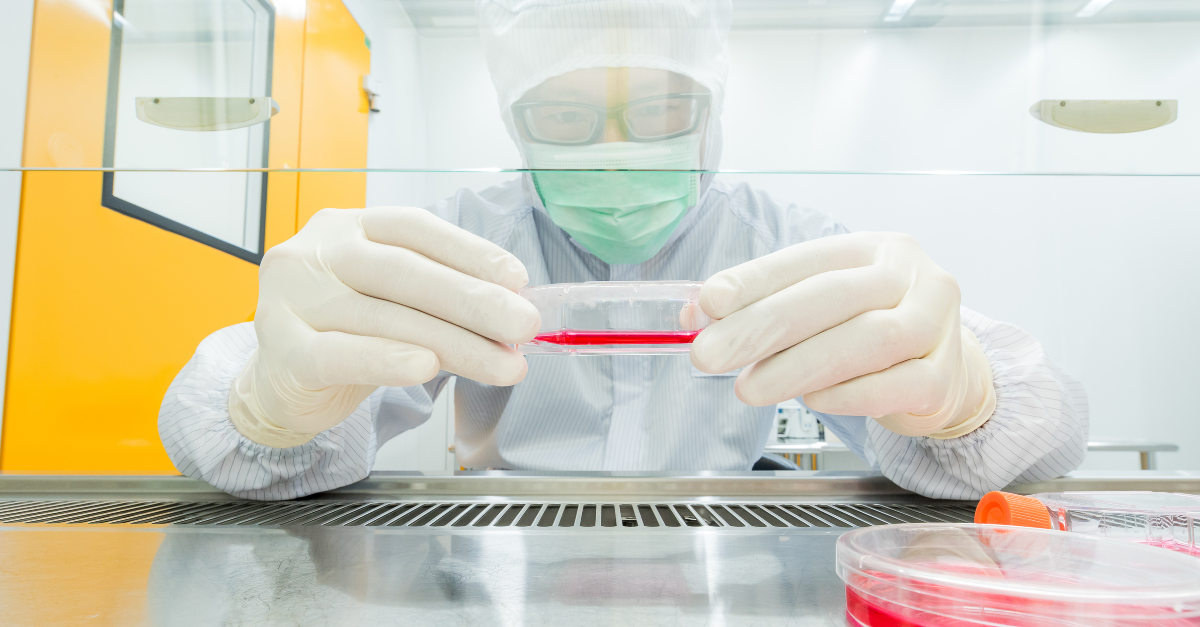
[{"xmin": 102, "ymin": 0, "xmax": 275, "ymax": 263}]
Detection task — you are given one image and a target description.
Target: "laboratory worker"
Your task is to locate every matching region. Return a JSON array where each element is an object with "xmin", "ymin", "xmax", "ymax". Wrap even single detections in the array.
[{"xmin": 159, "ymin": 0, "xmax": 1088, "ymax": 500}]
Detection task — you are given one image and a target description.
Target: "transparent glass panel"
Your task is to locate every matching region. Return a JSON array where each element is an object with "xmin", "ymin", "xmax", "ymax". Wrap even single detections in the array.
[
  {"xmin": 356, "ymin": 0, "xmax": 1200, "ymax": 174},
  {"xmin": 10, "ymin": 0, "xmax": 1199, "ymax": 174},
  {"xmin": 103, "ymin": 0, "xmax": 274, "ymax": 259},
  {"xmin": 361, "ymin": 168, "xmax": 1200, "ymax": 472},
  {"xmin": 12, "ymin": 0, "xmax": 1200, "ymax": 473}
]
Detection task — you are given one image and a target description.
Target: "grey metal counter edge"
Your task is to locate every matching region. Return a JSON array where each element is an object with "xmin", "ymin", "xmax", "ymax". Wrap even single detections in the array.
[{"xmin": 0, "ymin": 469, "xmax": 1197, "ymax": 502}]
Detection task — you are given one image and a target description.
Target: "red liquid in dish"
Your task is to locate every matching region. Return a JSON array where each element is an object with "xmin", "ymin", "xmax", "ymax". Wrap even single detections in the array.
[
  {"xmin": 532, "ymin": 330, "xmax": 701, "ymax": 345},
  {"xmin": 844, "ymin": 578, "xmax": 1200, "ymax": 627}
]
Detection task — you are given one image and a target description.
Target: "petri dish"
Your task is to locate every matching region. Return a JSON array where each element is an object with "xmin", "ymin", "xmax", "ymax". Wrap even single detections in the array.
[
  {"xmin": 518, "ymin": 281, "xmax": 710, "ymax": 356},
  {"xmin": 837, "ymin": 523, "xmax": 1200, "ymax": 627},
  {"xmin": 977, "ymin": 491, "xmax": 1200, "ymax": 556}
]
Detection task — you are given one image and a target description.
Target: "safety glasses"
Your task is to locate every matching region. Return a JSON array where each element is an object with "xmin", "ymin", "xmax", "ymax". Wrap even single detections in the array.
[{"xmin": 512, "ymin": 93, "xmax": 710, "ymax": 146}]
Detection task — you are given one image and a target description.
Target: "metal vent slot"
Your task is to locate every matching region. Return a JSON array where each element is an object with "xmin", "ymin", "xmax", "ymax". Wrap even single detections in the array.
[
  {"xmin": 710, "ymin": 505, "xmax": 744, "ymax": 527},
  {"xmin": 0, "ymin": 500, "xmax": 974, "ymax": 528},
  {"xmin": 516, "ymin": 505, "xmax": 541, "ymax": 527},
  {"xmin": 600, "ymin": 504, "xmax": 617, "ymax": 527}
]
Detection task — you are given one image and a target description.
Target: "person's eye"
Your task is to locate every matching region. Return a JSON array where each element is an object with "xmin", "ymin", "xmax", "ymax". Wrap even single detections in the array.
[
  {"xmin": 532, "ymin": 108, "xmax": 590, "ymax": 128},
  {"xmin": 552, "ymin": 110, "xmax": 586, "ymax": 125}
]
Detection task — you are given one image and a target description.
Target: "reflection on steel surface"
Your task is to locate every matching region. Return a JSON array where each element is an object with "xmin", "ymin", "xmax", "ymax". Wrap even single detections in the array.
[
  {"xmin": 0, "ymin": 499, "xmax": 975, "ymax": 527},
  {"xmin": 0, "ymin": 525, "xmax": 855, "ymax": 625}
]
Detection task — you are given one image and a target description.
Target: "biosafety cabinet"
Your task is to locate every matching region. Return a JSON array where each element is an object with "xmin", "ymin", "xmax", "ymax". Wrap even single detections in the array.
[{"xmin": 2, "ymin": 1, "xmax": 1200, "ymax": 624}]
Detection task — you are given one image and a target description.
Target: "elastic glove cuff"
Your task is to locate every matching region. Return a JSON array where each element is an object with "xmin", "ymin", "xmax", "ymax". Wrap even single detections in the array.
[
  {"xmin": 927, "ymin": 327, "xmax": 996, "ymax": 440},
  {"xmin": 228, "ymin": 351, "xmax": 319, "ymax": 448}
]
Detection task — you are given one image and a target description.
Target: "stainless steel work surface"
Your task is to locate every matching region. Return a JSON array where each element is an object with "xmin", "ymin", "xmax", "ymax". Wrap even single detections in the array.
[
  {"xmin": 1, "ymin": 524, "xmax": 851, "ymax": 626},
  {"xmin": 6, "ymin": 470, "xmax": 1200, "ymax": 625}
]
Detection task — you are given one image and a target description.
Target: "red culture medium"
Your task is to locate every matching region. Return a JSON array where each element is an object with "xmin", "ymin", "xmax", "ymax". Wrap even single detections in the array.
[
  {"xmin": 532, "ymin": 330, "xmax": 701, "ymax": 345},
  {"xmin": 844, "ymin": 576, "xmax": 1200, "ymax": 627}
]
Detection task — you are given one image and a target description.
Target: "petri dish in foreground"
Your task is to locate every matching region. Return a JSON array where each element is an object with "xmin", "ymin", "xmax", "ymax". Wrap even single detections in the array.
[
  {"xmin": 518, "ymin": 281, "xmax": 710, "ymax": 355},
  {"xmin": 836, "ymin": 523, "xmax": 1200, "ymax": 627}
]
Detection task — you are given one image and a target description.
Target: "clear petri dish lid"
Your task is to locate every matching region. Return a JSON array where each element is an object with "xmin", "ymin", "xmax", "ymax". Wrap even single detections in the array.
[
  {"xmin": 837, "ymin": 524, "xmax": 1200, "ymax": 626},
  {"xmin": 1030, "ymin": 491, "xmax": 1200, "ymax": 513},
  {"xmin": 518, "ymin": 280, "xmax": 706, "ymax": 305},
  {"xmin": 518, "ymin": 281, "xmax": 710, "ymax": 356},
  {"xmin": 976, "ymin": 491, "xmax": 1200, "ymax": 557}
]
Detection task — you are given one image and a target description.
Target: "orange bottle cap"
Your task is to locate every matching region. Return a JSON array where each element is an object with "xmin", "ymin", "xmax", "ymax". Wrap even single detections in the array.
[{"xmin": 975, "ymin": 491, "xmax": 1053, "ymax": 529}]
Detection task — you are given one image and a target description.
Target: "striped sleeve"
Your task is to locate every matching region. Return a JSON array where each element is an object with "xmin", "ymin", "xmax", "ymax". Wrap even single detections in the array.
[
  {"xmin": 861, "ymin": 307, "xmax": 1089, "ymax": 500},
  {"xmin": 158, "ymin": 323, "xmax": 382, "ymax": 500}
]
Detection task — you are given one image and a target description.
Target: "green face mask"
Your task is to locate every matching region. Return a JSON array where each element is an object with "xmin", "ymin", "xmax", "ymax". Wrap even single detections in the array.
[{"xmin": 525, "ymin": 135, "xmax": 701, "ymax": 265}]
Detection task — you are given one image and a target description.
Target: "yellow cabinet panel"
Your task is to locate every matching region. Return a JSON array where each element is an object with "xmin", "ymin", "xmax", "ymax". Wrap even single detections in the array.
[{"xmin": 1, "ymin": 0, "xmax": 368, "ymax": 471}]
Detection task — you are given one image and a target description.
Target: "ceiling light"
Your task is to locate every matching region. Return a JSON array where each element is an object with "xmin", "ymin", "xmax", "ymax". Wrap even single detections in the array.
[
  {"xmin": 884, "ymin": 0, "xmax": 917, "ymax": 22},
  {"xmin": 1029, "ymin": 99, "xmax": 1177, "ymax": 133},
  {"xmin": 1076, "ymin": 0, "xmax": 1117, "ymax": 18},
  {"xmin": 136, "ymin": 97, "xmax": 280, "ymax": 132}
]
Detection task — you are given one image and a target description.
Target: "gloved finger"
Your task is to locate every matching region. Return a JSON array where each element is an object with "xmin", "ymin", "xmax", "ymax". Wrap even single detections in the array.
[
  {"xmin": 679, "ymin": 302, "xmax": 707, "ymax": 330},
  {"xmin": 691, "ymin": 264, "xmax": 906, "ymax": 374},
  {"xmin": 360, "ymin": 206, "xmax": 529, "ymax": 292},
  {"xmin": 299, "ymin": 331, "xmax": 442, "ymax": 389},
  {"xmin": 801, "ymin": 356, "xmax": 950, "ymax": 419},
  {"xmin": 309, "ymin": 289, "xmax": 532, "ymax": 387},
  {"xmin": 700, "ymin": 232, "xmax": 887, "ymax": 319},
  {"xmin": 330, "ymin": 239, "xmax": 541, "ymax": 345},
  {"xmin": 730, "ymin": 274, "xmax": 958, "ymax": 407}
]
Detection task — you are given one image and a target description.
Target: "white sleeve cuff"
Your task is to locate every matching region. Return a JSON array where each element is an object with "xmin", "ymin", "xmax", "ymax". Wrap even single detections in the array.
[{"xmin": 159, "ymin": 323, "xmax": 377, "ymax": 500}]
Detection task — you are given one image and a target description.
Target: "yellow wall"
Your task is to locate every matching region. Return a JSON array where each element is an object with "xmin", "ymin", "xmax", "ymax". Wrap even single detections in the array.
[
  {"xmin": 1, "ymin": 0, "xmax": 370, "ymax": 471},
  {"xmin": 297, "ymin": 0, "xmax": 371, "ymax": 226}
]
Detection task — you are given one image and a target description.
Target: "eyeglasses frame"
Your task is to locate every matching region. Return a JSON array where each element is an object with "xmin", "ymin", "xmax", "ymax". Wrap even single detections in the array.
[{"xmin": 511, "ymin": 92, "xmax": 712, "ymax": 146}]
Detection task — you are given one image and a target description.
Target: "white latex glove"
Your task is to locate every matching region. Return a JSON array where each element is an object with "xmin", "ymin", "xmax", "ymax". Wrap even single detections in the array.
[
  {"xmin": 229, "ymin": 207, "xmax": 540, "ymax": 447},
  {"xmin": 691, "ymin": 232, "xmax": 995, "ymax": 439}
]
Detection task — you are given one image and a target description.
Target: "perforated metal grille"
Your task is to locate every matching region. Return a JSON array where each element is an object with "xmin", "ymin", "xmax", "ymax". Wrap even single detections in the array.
[{"xmin": 0, "ymin": 500, "xmax": 975, "ymax": 528}]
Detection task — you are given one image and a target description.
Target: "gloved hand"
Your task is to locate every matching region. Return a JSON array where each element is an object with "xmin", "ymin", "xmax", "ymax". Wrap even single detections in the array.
[
  {"xmin": 229, "ymin": 207, "xmax": 540, "ymax": 448},
  {"xmin": 691, "ymin": 232, "xmax": 995, "ymax": 439}
]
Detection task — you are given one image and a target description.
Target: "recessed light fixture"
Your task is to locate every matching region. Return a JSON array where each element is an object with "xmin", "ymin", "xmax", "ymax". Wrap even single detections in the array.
[
  {"xmin": 1029, "ymin": 99, "xmax": 1177, "ymax": 133},
  {"xmin": 136, "ymin": 97, "xmax": 280, "ymax": 132},
  {"xmin": 1076, "ymin": 0, "xmax": 1117, "ymax": 18},
  {"xmin": 883, "ymin": 0, "xmax": 917, "ymax": 22}
]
